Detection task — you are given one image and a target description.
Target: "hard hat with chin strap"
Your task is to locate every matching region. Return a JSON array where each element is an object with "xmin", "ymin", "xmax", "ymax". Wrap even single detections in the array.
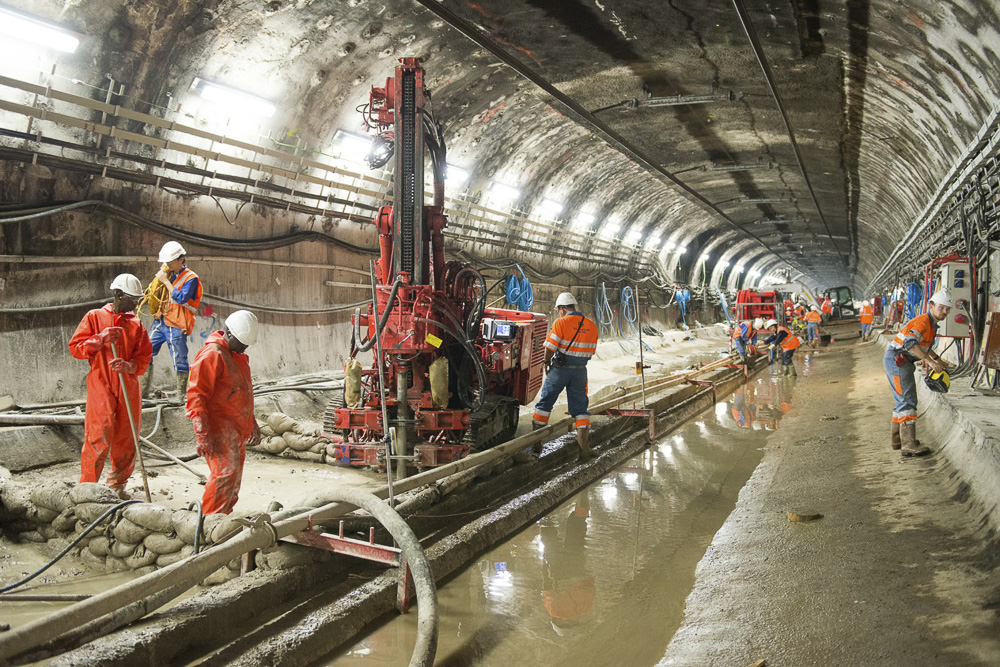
[
  {"xmin": 555, "ymin": 292, "xmax": 577, "ymax": 309},
  {"xmin": 109, "ymin": 273, "xmax": 143, "ymax": 297},
  {"xmin": 158, "ymin": 241, "xmax": 187, "ymax": 263},
  {"xmin": 929, "ymin": 290, "xmax": 954, "ymax": 308},
  {"xmin": 764, "ymin": 318, "xmax": 778, "ymax": 329},
  {"xmin": 225, "ymin": 310, "xmax": 259, "ymax": 346}
]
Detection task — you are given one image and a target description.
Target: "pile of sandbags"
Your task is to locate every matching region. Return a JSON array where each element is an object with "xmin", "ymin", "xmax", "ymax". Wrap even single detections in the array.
[{"xmin": 252, "ymin": 412, "xmax": 338, "ymax": 464}]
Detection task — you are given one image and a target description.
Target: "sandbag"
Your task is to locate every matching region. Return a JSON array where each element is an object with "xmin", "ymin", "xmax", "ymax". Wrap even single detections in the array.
[
  {"xmin": 282, "ymin": 432, "xmax": 323, "ymax": 452},
  {"xmin": 123, "ymin": 504, "xmax": 174, "ymax": 533},
  {"xmin": 38, "ymin": 523, "xmax": 56, "ymax": 540},
  {"xmin": 280, "ymin": 450, "xmax": 324, "ymax": 463},
  {"xmin": 110, "ymin": 540, "xmax": 138, "ymax": 559},
  {"xmin": 69, "ymin": 483, "xmax": 119, "ymax": 505},
  {"xmin": 88, "ymin": 535, "xmax": 111, "ymax": 558},
  {"xmin": 309, "ymin": 442, "xmax": 326, "ymax": 454},
  {"xmin": 201, "ymin": 514, "xmax": 228, "ymax": 543},
  {"xmin": 35, "ymin": 507, "xmax": 59, "ymax": 524},
  {"xmin": 144, "ymin": 532, "xmax": 185, "ymax": 555},
  {"xmin": 258, "ymin": 544, "xmax": 322, "ymax": 570},
  {"xmin": 259, "ymin": 424, "xmax": 276, "ymax": 438},
  {"xmin": 113, "ymin": 518, "xmax": 152, "ymax": 545},
  {"xmin": 51, "ymin": 508, "xmax": 76, "ymax": 533},
  {"xmin": 19, "ymin": 530, "xmax": 45, "ymax": 543},
  {"xmin": 345, "ymin": 359, "xmax": 363, "ymax": 408},
  {"xmin": 105, "ymin": 556, "xmax": 130, "ymax": 573},
  {"xmin": 30, "ymin": 483, "xmax": 73, "ymax": 513},
  {"xmin": 125, "ymin": 545, "xmax": 158, "ymax": 569},
  {"xmin": 325, "ymin": 444, "xmax": 341, "ymax": 461},
  {"xmin": 74, "ymin": 502, "xmax": 118, "ymax": 524},
  {"xmin": 209, "ymin": 516, "xmax": 244, "ymax": 543},
  {"xmin": 172, "ymin": 510, "xmax": 202, "ymax": 545},
  {"xmin": 255, "ymin": 436, "xmax": 287, "ymax": 455},
  {"xmin": 134, "ymin": 565, "xmax": 156, "ymax": 576},
  {"xmin": 156, "ymin": 544, "xmax": 195, "ymax": 568},
  {"xmin": 266, "ymin": 412, "xmax": 298, "ymax": 435}
]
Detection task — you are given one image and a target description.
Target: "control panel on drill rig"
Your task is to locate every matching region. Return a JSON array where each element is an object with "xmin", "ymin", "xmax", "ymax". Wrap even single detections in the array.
[{"xmin": 323, "ymin": 58, "xmax": 547, "ymax": 474}]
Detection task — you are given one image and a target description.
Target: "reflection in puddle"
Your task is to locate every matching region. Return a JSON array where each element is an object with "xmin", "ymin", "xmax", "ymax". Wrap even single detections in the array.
[{"xmin": 329, "ymin": 375, "xmax": 798, "ymax": 666}]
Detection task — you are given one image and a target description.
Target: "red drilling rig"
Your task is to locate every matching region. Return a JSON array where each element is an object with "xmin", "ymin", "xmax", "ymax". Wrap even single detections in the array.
[{"xmin": 324, "ymin": 58, "xmax": 548, "ymax": 476}]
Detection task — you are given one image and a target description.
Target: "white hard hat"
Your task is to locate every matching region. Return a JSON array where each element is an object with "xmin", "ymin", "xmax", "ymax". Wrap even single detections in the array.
[
  {"xmin": 225, "ymin": 310, "xmax": 259, "ymax": 345},
  {"xmin": 109, "ymin": 273, "xmax": 142, "ymax": 297},
  {"xmin": 753, "ymin": 317, "xmax": 765, "ymax": 329},
  {"xmin": 811, "ymin": 305, "xmax": 819, "ymax": 311},
  {"xmin": 764, "ymin": 318, "xmax": 778, "ymax": 328},
  {"xmin": 158, "ymin": 241, "xmax": 187, "ymax": 263},
  {"xmin": 929, "ymin": 290, "xmax": 954, "ymax": 308},
  {"xmin": 863, "ymin": 299, "xmax": 870, "ymax": 306},
  {"xmin": 555, "ymin": 292, "xmax": 577, "ymax": 309}
]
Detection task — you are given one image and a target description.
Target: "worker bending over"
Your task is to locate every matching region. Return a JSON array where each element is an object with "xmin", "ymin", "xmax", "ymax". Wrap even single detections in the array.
[
  {"xmin": 732, "ymin": 317, "xmax": 763, "ymax": 365},
  {"xmin": 804, "ymin": 306, "xmax": 822, "ymax": 348},
  {"xmin": 763, "ymin": 318, "xmax": 801, "ymax": 376},
  {"xmin": 883, "ymin": 291, "xmax": 952, "ymax": 457},
  {"xmin": 859, "ymin": 299, "xmax": 874, "ymax": 342},
  {"xmin": 186, "ymin": 310, "xmax": 261, "ymax": 514},
  {"xmin": 69, "ymin": 274, "xmax": 152, "ymax": 499},
  {"xmin": 149, "ymin": 241, "xmax": 203, "ymax": 399},
  {"xmin": 532, "ymin": 293, "xmax": 599, "ymax": 460}
]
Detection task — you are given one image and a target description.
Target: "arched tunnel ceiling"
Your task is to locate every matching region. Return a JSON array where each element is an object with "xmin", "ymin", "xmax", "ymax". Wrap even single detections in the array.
[{"xmin": 5, "ymin": 0, "xmax": 1000, "ymax": 293}]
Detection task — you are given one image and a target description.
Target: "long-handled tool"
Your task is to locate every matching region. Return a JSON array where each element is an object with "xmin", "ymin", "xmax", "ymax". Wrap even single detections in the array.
[
  {"xmin": 139, "ymin": 436, "xmax": 206, "ymax": 483},
  {"xmin": 110, "ymin": 341, "xmax": 152, "ymax": 502}
]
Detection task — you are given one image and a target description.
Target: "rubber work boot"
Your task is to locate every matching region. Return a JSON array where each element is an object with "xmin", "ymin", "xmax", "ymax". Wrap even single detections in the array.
[
  {"xmin": 789, "ymin": 363, "xmax": 797, "ymax": 377},
  {"xmin": 577, "ymin": 426, "xmax": 594, "ymax": 461},
  {"xmin": 782, "ymin": 364, "xmax": 790, "ymax": 377},
  {"xmin": 899, "ymin": 422, "xmax": 930, "ymax": 457},
  {"xmin": 142, "ymin": 358, "xmax": 154, "ymax": 399},
  {"xmin": 176, "ymin": 371, "xmax": 190, "ymax": 404},
  {"xmin": 110, "ymin": 486, "xmax": 131, "ymax": 501},
  {"xmin": 531, "ymin": 421, "xmax": 544, "ymax": 454},
  {"xmin": 890, "ymin": 421, "xmax": 902, "ymax": 450}
]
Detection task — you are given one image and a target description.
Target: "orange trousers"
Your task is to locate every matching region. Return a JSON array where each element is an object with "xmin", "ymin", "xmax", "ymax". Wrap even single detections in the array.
[{"xmin": 201, "ymin": 434, "xmax": 246, "ymax": 515}]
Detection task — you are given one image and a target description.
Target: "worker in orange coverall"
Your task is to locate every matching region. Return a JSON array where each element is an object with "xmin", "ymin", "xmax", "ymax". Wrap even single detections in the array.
[
  {"xmin": 68, "ymin": 274, "xmax": 152, "ymax": 499},
  {"xmin": 186, "ymin": 310, "xmax": 260, "ymax": 514}
]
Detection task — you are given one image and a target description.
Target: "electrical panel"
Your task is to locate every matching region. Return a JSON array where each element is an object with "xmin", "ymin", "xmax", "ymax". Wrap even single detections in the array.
[{"xmin": 938, "ymin": 262, "xmax": 971, "ymax": 337}]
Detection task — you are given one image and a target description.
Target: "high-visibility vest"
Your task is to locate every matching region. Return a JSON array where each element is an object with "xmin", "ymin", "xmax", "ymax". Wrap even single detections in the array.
[
  {"xmin": 891, "ymin": 314, "xmax": 936, "ymax": 352},
  {"xmin": 821, "ymin": 299, "xmax": 832, "ymax": 314},
  {"xmin": 777, "ymin": 325, "xmax": 801, "ymax": 351},
  {"xmin": 732, "ymin": 321, "xmax": 756, "ymax": 342},
  {"xmin": 860, "ymin": 305, "xmax": 874, "ymax": 324},
  {"xmin": 544, "ymin": 312, "xmax": 599, "ymax": 362},
  {"xmin": 805, "ymin": 311, "xmax": 822, "ymax": 324},
  {"xmin": 159, "ymin": 267, "xmax": 203, "ymax": 335}
]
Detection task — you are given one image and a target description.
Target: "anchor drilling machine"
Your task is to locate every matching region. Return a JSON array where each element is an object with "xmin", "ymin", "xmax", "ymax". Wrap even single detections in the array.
[{"xmin": 324, "ymin": 58, "xmax": 548, "ymax": 476}]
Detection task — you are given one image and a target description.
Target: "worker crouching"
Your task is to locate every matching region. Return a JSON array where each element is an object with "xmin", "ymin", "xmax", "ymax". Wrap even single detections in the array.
[
  {"xmin": 883, "ymin": 291, "xmax": 952, "ymax": 457},
  {"xmin": 532, "ymin": 293, "xmax": 599, "ymax": 461},
  {"xmin": 68, "ymin": 274, "xmax": 152, "ymax": 499},
  {"xmin": 732, "ymin": 317, "xmax": 763, "ymax": 365},
  {"xmin": 763, "ymin": 319, "xmax": 801, "ymax": 377},
  {"xmin": 186, "ymin": 310, "xmax": 261, "ymax": 514}
]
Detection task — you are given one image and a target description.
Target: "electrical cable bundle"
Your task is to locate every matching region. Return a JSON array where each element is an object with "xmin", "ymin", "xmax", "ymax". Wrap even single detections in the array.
[{"xmin": 504, "ymin": 265, "xmax": 533, "ymax": 311}]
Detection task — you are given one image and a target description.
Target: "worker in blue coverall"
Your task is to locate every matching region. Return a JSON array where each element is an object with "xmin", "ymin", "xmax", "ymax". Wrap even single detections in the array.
[
  {"xmin": 148, "ymin": 241, "xmax": 204, "ymax": 399},
  {"xmin": 732, "ymin": 317, "xmax": 764, "ymax": 365}
]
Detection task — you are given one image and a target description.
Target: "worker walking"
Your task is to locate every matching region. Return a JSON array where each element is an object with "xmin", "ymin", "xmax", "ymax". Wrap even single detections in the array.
[
  {"xmin": 149, "ymin": 241, "xmax": 203, "ymax": 399},
  {"xmin": 532, "ymin": 293, "xmax": 599, "ymax": 460},
  {"xmin": 763, "ymin": 319, "xmax": 801, "ymax": 376},
  {"xmin": 804, "ymin": 306, "xmax": 822, "ymax": 348},
  {"xmin": 732, "ymin": 317, "xmax": 763, "ymax": 365},
  {"xmin": 68, "ymin": 274, "xmax": 152, "ymax": 499},
  {"xmin": 186, "ymin": 310, "xmax": 261, "ymax": 514},
  {"xmin": 883, "ymin": 291, "xmax": 952, "ymax": 457},
  {"xmin": 860, "ymin": 299, "xmax": 875, "ymax": 342}
]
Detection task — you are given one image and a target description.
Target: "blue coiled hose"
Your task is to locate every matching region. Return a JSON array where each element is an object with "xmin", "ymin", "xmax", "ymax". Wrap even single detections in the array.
[
  {"xmin": 904, "ymin": 282, "xmax": 923, "ymax": 320},
  {"xmin": 504, "ymin": 265, "xmax": 533, "ymax": 311},
  {"xmin": 676, "ymin": 288, "xmax": 691, "ymax": 329}
]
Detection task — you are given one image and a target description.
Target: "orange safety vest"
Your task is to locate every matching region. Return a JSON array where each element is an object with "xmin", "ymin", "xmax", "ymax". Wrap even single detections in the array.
[
  {"xmin": 777, "ymin": 325, "xmax": 801, "ymax": 351},
  {"xmin": 544, "ymin": 312, "xmax": 599, "ymax": 361},
  {"xmin": 731, "ymin": 321, "xmax": 756, "ymax": 342},
  {"xmin": 860, "ymin": 305, "xmax": 874, "ymax": 324},
  {"xmin": 795, "ymin": 306, "xmax": 806, "ymax": 319},
  {"xmin": 821, "ymin": 299, "xmax": 832, "ymax": 314},
  {"xmin": 804, "ymin": 311, "xmax": 822, "ymax": 324},
  {"xmin": 891, "ymin": 314, "xmax": 936, "ymax": 352},
  {"xmin": 158, "ymin": 267, "xmax": 203, "ymax": 335}
]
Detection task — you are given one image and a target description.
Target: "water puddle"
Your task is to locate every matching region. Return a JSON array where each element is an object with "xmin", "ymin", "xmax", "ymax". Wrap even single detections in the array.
[{"xmin": 327, "ymin": 373, "xmax": 797, "ymax": 665}]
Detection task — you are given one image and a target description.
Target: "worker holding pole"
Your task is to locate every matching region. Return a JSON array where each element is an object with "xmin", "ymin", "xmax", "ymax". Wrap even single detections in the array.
[
  {"xmin": 69, "ymin": 274, "xmax": 153, "ymax": 500},
  {"xmin": 186, "ymin": 310, "xmax": 261, "ymax": 514}
]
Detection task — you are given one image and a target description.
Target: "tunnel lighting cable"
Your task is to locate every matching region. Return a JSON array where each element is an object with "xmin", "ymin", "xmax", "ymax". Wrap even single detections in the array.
[
  {"xmin": 504, "ymin": 265, "xmax": 533, "ymax": 311},
  {"xmin": 0, "ymin": 500, "xmax": 141, "ymax": 594}
]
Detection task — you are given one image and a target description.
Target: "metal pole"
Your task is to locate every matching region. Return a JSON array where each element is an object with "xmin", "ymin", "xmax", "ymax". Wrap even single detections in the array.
[
  {"xmin": 110, "ymin": 341, "xmax": 152, "ymax": 503},
  {"xmin": 396, "ymin": 367, "xmax": 410, "ymax": 482},
  {"xmin": 637, "ymin": 290, "xmax": 647, "ymax": 409},
  {"xmin": 369, "ymin": 261, "xmax": 395, "ymax": 506}
]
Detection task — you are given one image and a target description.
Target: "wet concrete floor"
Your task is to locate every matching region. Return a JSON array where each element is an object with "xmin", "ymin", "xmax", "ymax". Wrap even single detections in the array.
[{"xmin": 327, "ymin": 370, "xmax": 802, "ymax": 665}]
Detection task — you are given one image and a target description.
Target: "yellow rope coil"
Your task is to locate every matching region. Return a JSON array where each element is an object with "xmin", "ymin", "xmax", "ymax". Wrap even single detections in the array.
[{"xmin": 137, "ymin": 265, "xmax": 171, "ymax": 317}]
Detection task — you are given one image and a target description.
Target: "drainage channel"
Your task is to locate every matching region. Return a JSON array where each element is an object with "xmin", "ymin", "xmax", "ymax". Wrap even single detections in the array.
[{"xmin": 326, "ymin": 373, "xmax": 797, "ymax": 665}]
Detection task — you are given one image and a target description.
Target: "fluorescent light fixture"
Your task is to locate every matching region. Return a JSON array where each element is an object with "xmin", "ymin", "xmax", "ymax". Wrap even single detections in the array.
[
  {"xmin": 664, "ymin": 240, "xmax": 676, "ymax": 250},
  {"xmin": 574, "ymin": 212, "xmax": 596, "ymax": 230},
  {"xmin": 539, "ymin": 198, "xmax": 564, "ymax": 217},
  {"xmin": 626, "ymin": 230, "xmax": 642, "ymax": 245},
  {"xmin": 600, "ymin": 221, "xmax": 622, "ymax": 238},
  {"xmin": 646, "ymin": 234, "xmax": 662, "ymax": 247},
  {"xmin": 677, "ymin": 245, "xmax": 688, "ymax": 254},
  {"xmin": 195, "ymin": 79, "xmax": 276, "ymax": 117},
  {"xmin": 718, "ymin": 260, "xmax": 730, "ymax": 268},
  {"xmin": 734, "ymin": 264, "xmax": 745, "ymax": 272},
  {"xmin": 446, "ymin": 164, "xmax": 469, "ymax": 185},
  {"xmin": 488, "ymin": 182, "xmax": 521, "ymax": 204},
  {"xmin": 334, "ymin": 130, "xmax": 373, "ymax": 161},
  {"xmin": 0, "ymin": 7, "xmax": 80, "ymax": 53},
  {"xmin": 699, "ymin": 253, "xmax": 710, "ymax": 262}
]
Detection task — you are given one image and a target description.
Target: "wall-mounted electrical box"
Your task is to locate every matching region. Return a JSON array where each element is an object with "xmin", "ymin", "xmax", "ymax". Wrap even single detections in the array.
[{"xmin": 938, "ymin": 262, "xmax": 971, "ymax": 337}]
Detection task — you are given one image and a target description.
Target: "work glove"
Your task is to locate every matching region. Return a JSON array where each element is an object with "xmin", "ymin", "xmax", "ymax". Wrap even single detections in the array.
[
  {"xmin": 192, "ymin": 414, "xmax": 213, "ymax": 457},
  {"xmin": 108, "ymin": 358, "xmax": 137, "ymax": 374},
  {"xmin": 155, "ymin": 270, "xmax": 172, "ymax": 287}
]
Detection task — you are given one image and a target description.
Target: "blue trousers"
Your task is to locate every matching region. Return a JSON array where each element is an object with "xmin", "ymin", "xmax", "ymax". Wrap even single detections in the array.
[
  {"xmin": 861, "ymin": 322, "xmax": 873, "ymax": 336},
  {"xmin": 883, "ymin": 349, "xmax": 918, "ymax": 423},
  {"xmin": 806, "ymin": 323, "xmax": 819, "ymax": 341},
  {"xmin": 149, "ymin": 318, "xmax": 191, "ymax": 372},
  {"xmin": 533, "ymin": 365, "xmax": 590, "ymax": 429},
  {"xmin": 781, "ymin": 349, "xmax": 795, "ymax": 365},
  {"xmin": 734, "ymin": 338, "xmax": 750, "ymax": 357}
]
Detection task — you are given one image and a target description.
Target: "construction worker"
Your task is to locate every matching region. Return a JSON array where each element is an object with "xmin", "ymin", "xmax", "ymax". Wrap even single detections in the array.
[
  {"xmin": 820, "ymin": 295, "xmax": 833, "ymax": 321},
  {"xmin": 149, "ymin": 241, "xmax": 203, "ymax": 399},
  {"xmin": 186, "ymin": 310, "xmax": 261, "ymax": 514},
  {"xmin": 532, "ymin": 293, "xmax": 599, "ymax": 460},
  {"xmin": 68, "ymin": 274, "xmax": 152, "ymax": 499},
  {"xmin": 859, "ymin": 299, "xmax": 875, "ymax": 341},
  {"xmin": 883, "ymin": 290, "xmax": 953, "ymax": 457},
  {"xmin": 804, "ymin": 306, "xmax": 822, "ymax": 348},
  {"xmin": 763, "ymin": 318, "xmax": 801, "ymax": 376},
  {"xmin": 732, "ymin": 317, "xmax": 763, "ymax": 364}
]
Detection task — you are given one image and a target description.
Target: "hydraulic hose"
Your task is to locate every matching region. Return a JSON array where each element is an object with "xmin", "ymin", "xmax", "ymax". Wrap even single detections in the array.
[{"xmin": 354, "ymin": 278, "xmax": 404, "ymax": 352}]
